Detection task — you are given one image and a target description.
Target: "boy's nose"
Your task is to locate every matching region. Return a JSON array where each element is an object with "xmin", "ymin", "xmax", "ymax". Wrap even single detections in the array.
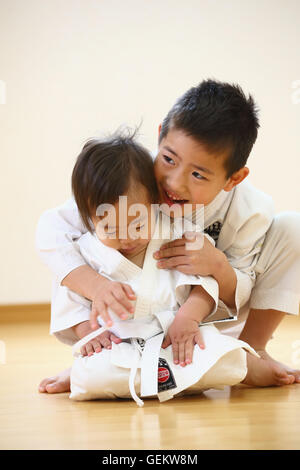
[
  {"xmin": 167, "ymin": 181, "xmax": 187, "ymax": 199},
  {"xmin": 167, "ymin": 172, "xmax": 186, "ymax": 194}
]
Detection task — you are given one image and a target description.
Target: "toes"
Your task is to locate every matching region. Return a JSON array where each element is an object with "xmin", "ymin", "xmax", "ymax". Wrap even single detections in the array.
[
  {"xmin": 289, "ymin": 375, "xmax": 296, "ymax": 384},
  {"xmin": 280, "ymin": 375, "xmax": 295, "ymax": 386},
  {"xmin": 276, "ymin": 378, "xmax": 291, "ymax": 386},
  {"xmin": 38, "ymin": 377, "xmax": 56, "ymax": 393},
  {"xmin": 45, "ymin": 379, "xmax": 70, "ymax": 394},
  {"xmin": 274, "ymin": 370, "xmax": 295, "ymax": 386},
  {"xmin": 45, "ymin": 382, "xmax": 59, "ymax": 393},
  {"xmin": 287, "ymin": 369, "xmax": 300, "ymax": 383},
  {"xmin": 279, "ymin": 367, "xmax": 300, "ymax": 384},
  {"xmin": 256, "ymin": 352, "xmax": 300, "ymax": 384}
]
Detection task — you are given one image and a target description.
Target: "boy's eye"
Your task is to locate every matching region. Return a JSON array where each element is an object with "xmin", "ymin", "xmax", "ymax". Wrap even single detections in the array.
[
  {"xmin": 163, "ymin": 155, "xmax": 175, "ymax": 165},
  {"xmin": 135, "ymin": 224, "xmax": 145, "ymax": 232},
  {"xmin": 192, "ymin": 171, "xmax": 206, "ymax": 181}
]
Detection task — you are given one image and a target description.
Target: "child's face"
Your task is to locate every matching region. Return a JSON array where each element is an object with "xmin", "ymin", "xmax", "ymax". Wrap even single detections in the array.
[
  {"xmin": 154, "ymin": 128, "xmax": 249, "ymax": 209},
  {"xmin": 91, "ymin": 185, "xmax": 155, "ymax": 257}
]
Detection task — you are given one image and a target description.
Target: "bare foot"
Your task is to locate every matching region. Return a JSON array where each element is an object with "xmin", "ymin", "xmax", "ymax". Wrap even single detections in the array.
[
  {"xmin": 242, "ymin": 353, "xmax": 296, "ymax": 387},
  {"xmin": 256, "ymin": 349, "xmax": 300, "ymax": 383},
  {"xmin": 39, "ymin": 368, "xmax": 71, "ymax": 393}
]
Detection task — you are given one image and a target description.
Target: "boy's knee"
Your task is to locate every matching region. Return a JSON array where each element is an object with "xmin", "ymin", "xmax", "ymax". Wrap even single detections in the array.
[{"xmin": 271, "ymin": 212, "xmax": 300, "ymax": 255}]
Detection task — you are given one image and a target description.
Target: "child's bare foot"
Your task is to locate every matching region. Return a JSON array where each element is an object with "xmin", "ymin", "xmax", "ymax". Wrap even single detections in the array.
[
  {"xmin": 39, "ymin": 368, "xmax": 71, "ymax": 393},
  {"xmin": 256, "ymin": 349, "xmax": 300, "ymax": 383},
  {"xmin": 242, "ymin": 353, "xmax": 296, "ymax": 387}
]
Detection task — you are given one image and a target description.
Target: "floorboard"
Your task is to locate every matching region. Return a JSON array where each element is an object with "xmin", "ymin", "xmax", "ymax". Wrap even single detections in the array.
[{"xmin": 0, "ymin": 313, "xmax": 299, "ymax": 450}]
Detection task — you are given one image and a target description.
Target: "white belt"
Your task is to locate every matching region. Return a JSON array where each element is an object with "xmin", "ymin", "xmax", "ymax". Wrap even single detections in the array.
[{"xmin": 128, "ymin": 339, "xmax": 143, "ymax": 407}]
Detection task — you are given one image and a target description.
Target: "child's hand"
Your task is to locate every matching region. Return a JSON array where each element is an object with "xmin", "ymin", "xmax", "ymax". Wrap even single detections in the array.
[
  {"xmin": 153, "ymin": 233, "xmax": 224, "ymax": 277},
  {"xmin": 80, "ymin": 330, "xmax": 122, "ymax": 357},
  {"xmin": 90, "ymin": 278, "xmax": 136, "ymax": 330},
  {"xmin": 162, "ymin": 309, "xmax": 205, "ymax": 367}
]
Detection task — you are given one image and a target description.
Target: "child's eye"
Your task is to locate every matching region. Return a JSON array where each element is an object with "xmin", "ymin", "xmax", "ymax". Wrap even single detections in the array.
[
  {"xmin": 163, "ymin": 155, "xmax": 175, "ymax": 165},
  {"xmin": 104, "ymin": 227, "xmax": 116, "ymax": 235},
  {"xmin": 135, "ymin": 224, "xmax": 145, "ymax": 232},
  {"xmin": 192, "ymin": 171, "xmax": 206, "ymax": 180}
]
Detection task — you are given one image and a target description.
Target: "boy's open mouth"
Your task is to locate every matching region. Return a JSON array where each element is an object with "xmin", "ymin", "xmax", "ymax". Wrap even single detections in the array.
[{"xmin": 162, "ymin": 187, "xmax": 189, "ymax": 206}]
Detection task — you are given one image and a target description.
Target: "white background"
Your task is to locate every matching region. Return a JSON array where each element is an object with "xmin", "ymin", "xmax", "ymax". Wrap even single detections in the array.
[{"xmin": 0, "ymin": 0, "xmax": 299, "ymax": 303}]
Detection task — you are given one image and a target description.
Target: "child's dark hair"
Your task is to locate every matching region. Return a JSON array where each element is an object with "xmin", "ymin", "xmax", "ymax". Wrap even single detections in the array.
[
  {"xmin": 72, "ymin": 129, "xmax": 159, "ymax": 232},
  {"xmin": 159, "ymin": 79, "xmax": 259, "ymax": 177}
]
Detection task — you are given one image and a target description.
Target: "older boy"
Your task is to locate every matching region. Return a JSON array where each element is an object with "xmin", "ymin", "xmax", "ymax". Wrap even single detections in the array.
[{"xmin": 37, "ymin": 79, "xmax": 300, "ymax": 393}]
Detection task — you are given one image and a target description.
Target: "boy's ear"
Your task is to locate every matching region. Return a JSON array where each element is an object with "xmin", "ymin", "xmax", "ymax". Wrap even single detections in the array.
[
  {"xmin": 158, "ymin": 123, "xmax": 162, "ymax": 138},
  {"xmin": 223, "ymin": 167, "xmax": 249, "ymax": 192}
]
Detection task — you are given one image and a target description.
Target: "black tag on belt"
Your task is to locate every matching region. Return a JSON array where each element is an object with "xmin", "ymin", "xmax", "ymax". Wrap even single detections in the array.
[
  {"xmin": 157, "ymin": 358, "xmax": 177, "ymax": 392},
  {"xmin": 136, "ymin": 338, "xmax": 145, "ymax": 351}
]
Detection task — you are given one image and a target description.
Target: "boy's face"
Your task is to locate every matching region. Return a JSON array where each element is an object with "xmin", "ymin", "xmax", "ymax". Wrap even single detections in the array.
[{"xmin": 154, "ymin": 128, "xmax": 248, "ymax": 209}]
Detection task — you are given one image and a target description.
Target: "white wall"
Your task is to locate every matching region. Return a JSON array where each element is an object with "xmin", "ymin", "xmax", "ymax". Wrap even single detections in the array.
[{"xmin": 0, "ymin": 0, "xmax": 299, "ymax": 304}]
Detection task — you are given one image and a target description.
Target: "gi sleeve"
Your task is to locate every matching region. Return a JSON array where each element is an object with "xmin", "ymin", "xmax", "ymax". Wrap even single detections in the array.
[
  {"xmin": 171, "ymin": 232, "xmax": 219, "ymax": 320},
  {"xmin": 174, "ymin": 272, "xmax": 219, "ymax": 320},
  {"xmin": 219, "ymin": 211, "xmax": 273, "ymax": 319},
  {"xmin": 50, "ymin": 279, "xmax": 92, "ymax": 345},
  {"xmin": 35, "ymin": 198, "xmax": 88, "ymax": 284}
]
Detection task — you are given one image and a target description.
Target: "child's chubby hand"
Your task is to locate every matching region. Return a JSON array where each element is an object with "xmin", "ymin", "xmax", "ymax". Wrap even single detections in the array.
[
  {"xmin": 81, "ymin": 329, "xmax": 122, "ymax": 357},
  {"xmin": 161, "ymin": 307, "xmax": 205, "ymax": 367},
  {"xmin": 90, "ymin": 278, "xmax": 136, "ymax": 330},
  {"xmin": 153, "ymin": 232, "xmax": 224, "ymax": 277}
]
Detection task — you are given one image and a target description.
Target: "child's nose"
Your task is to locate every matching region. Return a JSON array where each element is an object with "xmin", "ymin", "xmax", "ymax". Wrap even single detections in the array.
[
  {"xmin": 168, "ymin": 171, "xmax": 186, "ymax": 192},
  {"xmin": 120, "ymin": 238, "xmax": 134, "ymax": 246}
]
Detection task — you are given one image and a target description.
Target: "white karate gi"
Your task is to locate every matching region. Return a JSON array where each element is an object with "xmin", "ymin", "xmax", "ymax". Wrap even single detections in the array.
[
  {"xmin": 50, "ymin": 212, "xmax": 258, "ymax": 406},
  {"xmin": 37, "ymin": 180, "xmax": 300, "ymax": 342},
  {"xmin": 189, "ymin": 181, "xmax": 300, "ymax": 338}
]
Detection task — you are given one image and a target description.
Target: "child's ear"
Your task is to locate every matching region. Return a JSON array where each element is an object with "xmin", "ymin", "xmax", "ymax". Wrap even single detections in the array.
[
  {"xmin": 223, "ymin": 167, "xmax": 249, "ymax": 192},
  {"xmin": 158, "ymin": 123, "xmax": 162, "ymax": 138}
]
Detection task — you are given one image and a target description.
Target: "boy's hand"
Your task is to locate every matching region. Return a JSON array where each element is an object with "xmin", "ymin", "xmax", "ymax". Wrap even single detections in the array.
[
  {"xmin": 153, "ymin": 232, "xmax": 224, "ymax": 277},
  {"xmin": 162, "ymin": 308, "xmax": 205, "ymax": 367},
  {"xmin": 80, "ymin": 330, "xmax": 122, "ymax": 357},
  {"xmin": 90, "ymin": 278, "xmax": 136, "ymax": 330}
]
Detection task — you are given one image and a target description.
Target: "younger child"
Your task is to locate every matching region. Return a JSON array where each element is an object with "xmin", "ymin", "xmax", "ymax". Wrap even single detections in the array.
[{"xmin": 49, "ymin": 132, "xmax": 266, "ymax": 406}]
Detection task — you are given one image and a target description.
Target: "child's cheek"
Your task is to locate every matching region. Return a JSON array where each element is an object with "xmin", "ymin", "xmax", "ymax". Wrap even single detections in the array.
[{"xmin": 99, "ymin": 238, "xmax": 119, "ymax": 249}]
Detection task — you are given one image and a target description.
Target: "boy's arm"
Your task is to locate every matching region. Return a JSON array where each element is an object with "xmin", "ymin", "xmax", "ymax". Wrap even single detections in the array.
[
  {"xmin": 155, "ymin": 212, "xmax": 272, "ymax": 319},
  {"xmin": 212, "ymin": 217, "xmax": 269, "ymax": 317},
  {"xmin": 155, "ymin": 183, "xmax": 275, "ymax": 319},
  {"xmin": 179, "ymin": 284, "xmax": 215, "ymax": 323},
  {"xmin": 210, "ymin": 250, "xmax": 237, "ymax": 308}
]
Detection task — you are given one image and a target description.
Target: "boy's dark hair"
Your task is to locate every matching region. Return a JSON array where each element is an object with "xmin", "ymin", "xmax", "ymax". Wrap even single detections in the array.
[
  {"xmin": 72, "ymin": 129, "xmax": 159, "ymax": 232},
  {"xmin": 159, "ymin": 79, "xmax": 259, "ymax": 177}
]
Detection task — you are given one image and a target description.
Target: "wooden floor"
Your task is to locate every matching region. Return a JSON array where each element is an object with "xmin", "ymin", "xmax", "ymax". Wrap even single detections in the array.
[{"xmin": 0, "ymin": 310, "xmax": 300, "ymax": 450}]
